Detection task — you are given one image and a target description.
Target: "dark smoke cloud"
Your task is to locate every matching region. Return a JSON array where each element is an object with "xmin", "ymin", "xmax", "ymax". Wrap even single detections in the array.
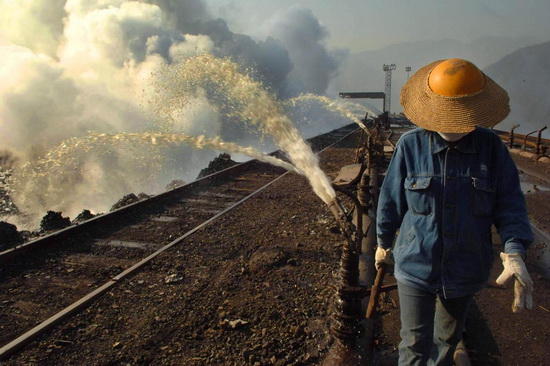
[
  {"xmin": 146, "ymin": 0, "xmax": 292, "ymax": 93},
  {"xmin": 146, "ymin": 0, "xmax": 344, "ymax": 97},
  {"xmin": 145, "ymin": 0, "xmax": 211, "ymax": 34},
  {"xmin": 263, "ymin": 6, "xmax": 348, "ymax": 97}
]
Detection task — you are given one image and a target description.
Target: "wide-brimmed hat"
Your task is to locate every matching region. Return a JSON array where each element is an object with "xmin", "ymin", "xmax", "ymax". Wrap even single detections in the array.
[{"xmin": 400, "ymin": 59, "xmax": 510, "ymax": 133}]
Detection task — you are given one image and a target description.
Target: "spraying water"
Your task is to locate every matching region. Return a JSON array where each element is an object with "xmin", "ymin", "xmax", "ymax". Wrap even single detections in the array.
[
  {"xmin": 286, "ymin": 94, "xmax": 381, "ymax": 132},
  {"xmin": 151, "ymin": 54, "xmax": 337, "ymax": 205},
  {"xmin": 3, "ymin": 53, "xmax": 358, "ymax": 228},
  {"xmin": 6, "ymin": 130, "xmax": 298, "ymax": 226}
]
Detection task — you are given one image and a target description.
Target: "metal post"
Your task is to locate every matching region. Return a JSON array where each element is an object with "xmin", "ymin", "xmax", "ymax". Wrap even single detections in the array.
[
  {"xmin": 509, "ymin": 124, "xmax": 520, "ymax": 149},
  {"xmin": 357, "ymin": 168, "xmax": 376, "ymax": 291},
  {"xmin": 523, "ymin": 129, "xmax": 538, "ymax": 152},
  {"xmin": 536, "ymin": 126, "xmax": 548, "ymax": 155},
  {"xmin": 383, "ymin": 64, "xmax": 396, "ymax": 114}
]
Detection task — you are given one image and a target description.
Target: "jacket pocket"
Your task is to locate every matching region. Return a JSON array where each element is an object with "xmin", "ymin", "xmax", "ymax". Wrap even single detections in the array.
[
  {"xmin": 404, "ymin": 176, "xmax": 433, "ymax": 215},
  {"xmin": 396, "ymin": 225, "xmax": 417, "ymax": 255},
  {"xmin": 471, "ymin": 177, "xmax": 495, "ymax": 217}
]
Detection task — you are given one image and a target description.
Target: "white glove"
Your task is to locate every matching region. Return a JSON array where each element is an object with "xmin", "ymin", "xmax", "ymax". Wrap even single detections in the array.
[
  {"xmin": 495, "ymin": 252, "xmax": 533, "ymax": 313},
  {"xmin": 375, "ymin": 247, "xmax": 394, "ymax": 270}
]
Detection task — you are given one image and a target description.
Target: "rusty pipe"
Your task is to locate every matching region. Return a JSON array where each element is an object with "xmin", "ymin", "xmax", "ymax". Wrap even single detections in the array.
[
  {"xmin": 536, "ymin": 126, "xmax": 548, "ymax": 155},
  {"xmin": 329, "ymin": 185, "xmax": 364, "ymax": 250},
  {"xmin": 324, "ymin": 188, "xmax": 368, "ymax": 364},
  {"xmin": 328, "ymin": 199, "xmax": 348, "ymax": 225},
  {"xmin": 327, "ymin": 190, "xmax": 363, "ymax": 288},
  {"xmin": 357, "ymin": 172, "xmax": 371, "ymax": 212},
  {"xmin": 509, "ymin": 124, "xmax": 520, "ymax": 148},
  {"xmin": 523, "ymin": 129, "xmax": 538, "ymax": 152}
]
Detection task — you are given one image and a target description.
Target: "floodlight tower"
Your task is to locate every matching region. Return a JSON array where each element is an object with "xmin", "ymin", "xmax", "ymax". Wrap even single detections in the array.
[
  {"xmin": 383, "ymin": 64, "xmax": 396, "ymax": 113},
  {"xmin": 406, "ymin": 66, "xmax": 412, "ymax": 80}
]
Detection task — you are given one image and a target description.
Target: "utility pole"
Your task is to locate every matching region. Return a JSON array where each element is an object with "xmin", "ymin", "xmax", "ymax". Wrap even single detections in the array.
[{"xmin": 382, "ymin": 64, "xmax": 396, "ymax": 114}]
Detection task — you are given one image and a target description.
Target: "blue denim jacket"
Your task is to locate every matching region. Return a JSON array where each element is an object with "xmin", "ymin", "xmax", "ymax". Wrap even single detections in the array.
[{"xmin": 376, "ymin": 127, "xmax": 533, "ymax": 298}]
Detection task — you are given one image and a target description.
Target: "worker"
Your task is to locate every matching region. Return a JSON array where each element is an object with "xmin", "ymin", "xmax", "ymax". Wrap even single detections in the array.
[{"xmin": 375, "ymin": 58, "xmax": 533, "ymax": 365}]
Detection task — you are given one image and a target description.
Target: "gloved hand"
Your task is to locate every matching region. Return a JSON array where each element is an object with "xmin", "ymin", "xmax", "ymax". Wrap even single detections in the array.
[
  {"xmin": 375, "ymin": 247, "xmax": 394, "ymax": 270},
  {"xmin": 495, "ymin": 252, "xmax": 533, "ymax": 313}
]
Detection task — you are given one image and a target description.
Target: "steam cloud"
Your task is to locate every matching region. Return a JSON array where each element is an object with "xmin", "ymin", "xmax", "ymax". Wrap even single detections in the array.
[{"xmin": 0, "ymin": 0, "xmax": 351, "ymax": 228}]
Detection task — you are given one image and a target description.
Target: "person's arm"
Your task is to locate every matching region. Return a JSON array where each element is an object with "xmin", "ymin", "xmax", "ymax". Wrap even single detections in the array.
[
  {"xmin": 493, "ymin": 139, "xmax": 534, "ymax": 312},
  {"xmin": 492, "ymin": 140, "xmax": 533, "ymax": 256}
]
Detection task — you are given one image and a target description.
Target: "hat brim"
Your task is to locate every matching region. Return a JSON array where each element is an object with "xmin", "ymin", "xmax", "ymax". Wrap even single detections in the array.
[{"xmin": 400, "ymin": 60, "xmax": 510, "ymax": 133}]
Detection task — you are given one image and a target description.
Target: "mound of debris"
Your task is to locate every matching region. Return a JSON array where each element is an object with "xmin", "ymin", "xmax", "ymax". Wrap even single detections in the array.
[
  {"xmin": 197, "ymin": 153, "xmax": 239, "ymax": 179},
  {"xmin": 0, "ymin": 221, "xmax": 23, "ymax": 249},
  {"xmin": 73, "ymin": 209, "xmax": 97, "ymax": 223},
  {"xmin": 40, "ymin": 211, "xmax": 71, "ymax": 232},
  {"xmin": 110, "ymin": 193, "xmax": 150, "ymax": 211},
  {"xmin": 165, "ymin": 179, "xmax": 186, "ymax": 191}
]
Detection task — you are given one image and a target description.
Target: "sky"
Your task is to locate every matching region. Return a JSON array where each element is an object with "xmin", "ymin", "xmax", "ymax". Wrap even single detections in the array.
[{"xmin": 207, "ymin": 0, "xmax": 550, "ymax": 52}]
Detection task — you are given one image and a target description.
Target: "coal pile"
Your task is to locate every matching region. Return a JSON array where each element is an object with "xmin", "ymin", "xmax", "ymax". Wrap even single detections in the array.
[
  {"xmin": 40, "ymin": 211, "xmax": 71, "ymax": 232},
  {"xmin": 73, "ymin": 209, "xmax": 97, "ymax": 223},
  {"xmin": 110, "ymin": 193, "xmax": 150, "ymax": 211},
  {"xmin": 0, "ymin": 221, "xmax": 23, "ymax": 249},
  {"xmin": 110, "ymin": 193, "xmax": 140, "ymax": 211},
  {"xmin": 197, "ymin": 153, "xmax": 239, "ymax": 179},
  {"xmin": 165, "ymin": 179, "xmax": 186, "ymax": 191}
]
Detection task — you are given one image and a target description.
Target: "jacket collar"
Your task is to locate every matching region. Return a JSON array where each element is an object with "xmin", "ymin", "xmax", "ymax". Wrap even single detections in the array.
[{"xmin": 430, "ymin": 130, "xmax": 478, "ymax": 155}]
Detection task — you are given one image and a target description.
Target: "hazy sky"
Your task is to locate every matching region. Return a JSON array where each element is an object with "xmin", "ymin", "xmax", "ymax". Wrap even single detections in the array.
[{"xmin": 207, "ymin": 0, "xmax": 550, "ymax": 52}]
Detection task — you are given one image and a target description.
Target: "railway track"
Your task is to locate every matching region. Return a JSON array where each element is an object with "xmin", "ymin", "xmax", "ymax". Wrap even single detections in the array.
[{"xmin": 0, "ymin": 124, "xmax": 359, "ymax": 360}]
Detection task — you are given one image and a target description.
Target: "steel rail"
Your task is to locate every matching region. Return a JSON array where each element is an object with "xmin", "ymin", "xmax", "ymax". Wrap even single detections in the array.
[
  {"xmin": 0, "ymin": 159, "xmax": 268, "ymax": 262},
  {"xmin": 0, "ymin": 171, "xmax": 290, "ymax": 360},
  {"xmin": 0, "ymin": 125, "xmax": 359, "ymax": 361}
]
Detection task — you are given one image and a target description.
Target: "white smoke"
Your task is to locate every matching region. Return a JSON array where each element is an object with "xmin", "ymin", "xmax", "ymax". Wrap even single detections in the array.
[
  {"xmin": 0, "ymin": 0, "xmax": 352, "ymax": 228},
  {"xmin": 0, "ymin": 0, "xmax": 66, "ymax": 57},
  {"xmin": 0, "ymin": 0, "xmax": 209, "ymax": 154}
]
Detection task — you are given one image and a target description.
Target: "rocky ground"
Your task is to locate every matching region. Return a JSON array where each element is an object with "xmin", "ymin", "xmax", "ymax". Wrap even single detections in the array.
[{"xmin": 1, "ymin": 130, "xmax": 550, "ymax": 365}]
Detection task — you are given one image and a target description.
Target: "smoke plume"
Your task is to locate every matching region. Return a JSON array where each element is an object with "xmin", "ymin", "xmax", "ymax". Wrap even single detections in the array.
[
  {"xmin": 261, "ymin": 6, "xmax": 346, "ymax": 97},
  {"xmin": 0, "ymin": 0, "xmax": 351, "ymax": 228}
]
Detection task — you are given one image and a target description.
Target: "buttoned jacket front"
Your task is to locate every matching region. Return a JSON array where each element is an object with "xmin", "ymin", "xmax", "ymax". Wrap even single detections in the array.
[{"xmin": 376, "ymin": 127, "xmax": 533, "ymax": 298}]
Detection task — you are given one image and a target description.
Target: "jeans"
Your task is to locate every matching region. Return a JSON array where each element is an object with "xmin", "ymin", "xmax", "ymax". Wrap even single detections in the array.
[{"xmin": 397, "ymin": 281, "xmax": 473, "ymax": 366}]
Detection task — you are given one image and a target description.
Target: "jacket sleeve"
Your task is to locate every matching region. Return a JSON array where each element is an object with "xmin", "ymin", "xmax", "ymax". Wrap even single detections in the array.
[
  {"xmin": 493, "ymin": 140, "xmax": 533, "ymax": 256},
  {"xmin": 376, "ymin": 143, "xmax": 408, "ymax": 249}
]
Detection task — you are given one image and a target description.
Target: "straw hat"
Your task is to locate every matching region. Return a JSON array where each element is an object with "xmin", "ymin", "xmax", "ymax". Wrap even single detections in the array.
[{"xmin": 400, "ymin": 58, "xmax": 510, "ymax": 133}]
